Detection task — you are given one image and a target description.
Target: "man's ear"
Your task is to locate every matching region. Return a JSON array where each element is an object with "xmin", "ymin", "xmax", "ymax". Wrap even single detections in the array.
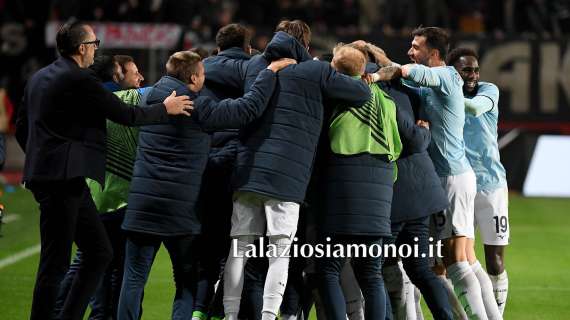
[
  {"xmin": 189, "ymin": 73, "xmax": 197, "ymax": 85},
  {"xmin": 430, "ymin": 48, "xmax": 440, "ymax": 60},
  {"xmin": 78, "ymin": 44, "xmax": 85, "ymax": 55}
]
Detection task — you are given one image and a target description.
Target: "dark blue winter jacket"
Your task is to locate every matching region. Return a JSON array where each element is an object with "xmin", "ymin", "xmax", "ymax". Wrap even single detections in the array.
[
  {"xmin": 123, "ymin": 69, "xmax": 277, "ymax": 236},
  {"xmin": 363, "ymin": 63, "xmax": 449, "ymax": 222},
  {"xmin": 202, "ymin": 47, "xmax": 251, "ymax": 169},
  {"xmin": 232, "ymin": 31, "xmax": 371, "ymax": 203},
  {"xmin": 387, "ymin": 80, "xmax": 449, "ymax": 222},
  {"xmin": 319, "ymin": 80, "xmax": 438, "ymax": 236}
]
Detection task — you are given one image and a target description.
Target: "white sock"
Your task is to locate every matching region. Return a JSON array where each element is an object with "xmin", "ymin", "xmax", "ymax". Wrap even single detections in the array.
[
  {"xmin": 280, "ymin": 314, "xmax": 297, "ymax": 320},
  {"xmin": 401, "ymin": 263, "xmax": 417, "ymax": 320},
  {"xmin": 437, "ymin": 275, "xmax": 467, "ymax": 320},
  {"xmin": 471, "ymin": 261, "xmax": 503, "ymax": 320},
  {"xmin": 447, "ymin": 261, "xmax": 488, "ymax": 320},
  {"xmin": 414, "ymin": 286, "xmax": 424, "ymax": 320},
  {"xmin": 341, "ymin": 262, "xmax": 364, "ymax": 320},
  {"xmin": 383, "ymin": 261, "xmax": 418, "ymax": 320},
  {"xmin": 224, "ymin": 236, "xmax": 255, "ymax": 320},
  {"xmin": 261, "ymin": 236, "xmax": 292, "ymax": 320},
  {"xmin": 488, "ymin": 270, "xmax": 508, "ymax": 316},
  {"xmin": 261, "ymin": 311, "xmax": 278, "ymax": 320},
  {"xmin": 383, "ymin": 263, "xmax": 406, "ymax": 319}
]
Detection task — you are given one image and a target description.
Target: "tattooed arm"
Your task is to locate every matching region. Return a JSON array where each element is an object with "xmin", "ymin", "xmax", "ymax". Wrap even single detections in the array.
[{"xmin": 374, "ymin": 65, "xmax": 403, "ymax": 81}]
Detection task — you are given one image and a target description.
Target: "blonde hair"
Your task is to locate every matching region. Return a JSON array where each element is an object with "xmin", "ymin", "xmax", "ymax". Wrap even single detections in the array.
[
  {"xmin": 166, "ymin": 51, "xmax": 202, "ymax": 83},
  {"xmin": 332, "ymin": 45, "xmax": 367, "ymax": 76}
]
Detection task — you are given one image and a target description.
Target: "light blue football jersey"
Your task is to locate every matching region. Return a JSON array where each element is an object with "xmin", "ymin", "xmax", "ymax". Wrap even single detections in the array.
[
  {"xmin": 463, "ymin": 81, "xmax": 507, "ymax": 192},
  {"xmin": 406, "ymin": 65, "xmax": 472, "ymax": 177}
]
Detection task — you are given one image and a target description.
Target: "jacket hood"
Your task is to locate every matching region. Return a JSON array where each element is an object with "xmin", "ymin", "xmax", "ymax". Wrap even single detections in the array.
[
  {"xmin": 263, "ymin": 31, "xmax": 312, "ymax": 62},
  {"xmin": 146, "ymin": 76, "xmax": 194, "ymax": 105},
  {"xmin": 218, "ymin": 47, "xmax": 251, "ymax": 60}
]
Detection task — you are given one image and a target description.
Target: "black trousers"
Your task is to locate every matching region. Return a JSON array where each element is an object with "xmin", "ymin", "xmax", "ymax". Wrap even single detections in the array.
[
  {"xmin": 55, "ymin": 209, "xmax": 126, "ymax": 320},
  {"xmin": 118, "ymin": 232, "xmax": 198, "ymax": 320},
  {"xmin": 28, "ymin": 178, "xmax": 113, "ymax": 320},
  {"xmin": 318, "ymin": 236, "xmax": 387, "ymax": 320},
  {"xmin": 386, "ymin": 215, "xmax": 453, "ymax": 320},
  {"xmin": 193, "ymin": 160, "xmax": 233, "ymax": 317}
]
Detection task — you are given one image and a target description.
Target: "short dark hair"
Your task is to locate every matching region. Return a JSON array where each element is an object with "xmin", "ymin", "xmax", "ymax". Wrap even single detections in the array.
[
  {"xmin": 190, "ymin": 47, "xmax": 209, "ymax": 59},
  {"xmin": 275, "ymin": 20, "xmax": 311, "ymax": 48},
  {"xmin": 166, "ymin": 51, "xmax": 202, "ymax": 83},
  {"xmin": 114, "ymin": 55, "xmax": 135, "ymax": 74},
  {"xmin": 89, "ymin": 55, "xmax": 116, "ymax": 82},
  {"xmin": 411, "ymin": 27, "xmax": 450, "ymax": 61},
  {"xmin": 216, "ymin": 24, "xmax": 251, "ymax": 51},
  {"xmin": 56, "ymin": 19, "xmax": 90, "ymax": 57},
  {"xmin": 447, "ymin": 47, "xmax": 479, "ymax": 66}
]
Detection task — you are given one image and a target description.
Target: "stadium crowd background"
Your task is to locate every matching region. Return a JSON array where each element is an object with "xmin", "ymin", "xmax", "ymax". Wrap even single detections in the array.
[
  {"xmin": 1, "ymin": 1, "xmax": 570, "ymax": 107},
  {"xmin": 2, "ymin": 0, "xmax": 570, "ymax": 188},
  {"xmin": 1, "ymin": 0, "xmax": 570, "ymax": 112}
]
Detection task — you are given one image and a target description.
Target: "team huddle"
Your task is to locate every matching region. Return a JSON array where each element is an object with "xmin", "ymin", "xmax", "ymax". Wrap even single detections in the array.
[{"xmin": 16, "ymin": 19, "xmax": 509, "ymax": 320}]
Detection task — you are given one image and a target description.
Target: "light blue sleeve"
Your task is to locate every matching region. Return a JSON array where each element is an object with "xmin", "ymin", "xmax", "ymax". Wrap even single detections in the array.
[
  {"xmin": 401, "ymin": 78, "xmax": 421, "ymax": 88},
  {"xmin": 406, "ymin": 65, "xmax": 456, "ymax": 96},
  {"xmin": 465, "ymin": 82, "xmax": 499, "ymax": 117}
]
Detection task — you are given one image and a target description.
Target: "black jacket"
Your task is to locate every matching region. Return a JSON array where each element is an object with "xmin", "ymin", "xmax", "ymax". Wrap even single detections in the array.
[
  {"xmin": 15, "ymin": 56, "xmax": 168, "ymax": 185},
  {"xmin": 123, "ymin": 70, "xmax": 277, "ymax": 236},
  {"xmin": 232, "ymin": 32, "xmax": 371, "ymax": 203}
]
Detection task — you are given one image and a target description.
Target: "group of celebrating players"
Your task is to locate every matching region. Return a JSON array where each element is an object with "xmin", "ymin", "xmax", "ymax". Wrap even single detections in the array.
[{"xmin": 17, "ymin": 18, "xmax": 510, "ymax": 320}]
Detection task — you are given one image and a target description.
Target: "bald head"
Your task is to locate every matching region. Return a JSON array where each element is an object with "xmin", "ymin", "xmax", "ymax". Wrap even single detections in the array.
[{"xmin": 331, "ymin": 45, "xmax": 367, "ymax": 77}]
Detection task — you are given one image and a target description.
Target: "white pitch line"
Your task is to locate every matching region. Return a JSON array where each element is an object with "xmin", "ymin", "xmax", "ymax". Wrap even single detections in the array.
[
  {"xmin": 0, "ymin": 244, "xmax": 41, "ymax": 270},
  {"xmin": 2, "ymin": 214, "xmax": 20, "ymax": 223}
]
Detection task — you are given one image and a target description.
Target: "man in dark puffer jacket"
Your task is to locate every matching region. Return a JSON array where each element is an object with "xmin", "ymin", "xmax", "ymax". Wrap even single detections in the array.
[
  {"xmin": 221, "ymin": 21, "xmax": 371, "ymax": 320},
  {"xmin": 193, "ymin": 23, "xmax": 254, "ymax": 320},
  {"xmin": 316, "ymin": 43, "xmax": 436, "ymax": 320},
  {"xmin": 315, "ymin": 45, "xmax": 398, "ymax": 320},
  {"xmin": 118, "ymin": 51, "xmax": 295, "ymax": 320}
]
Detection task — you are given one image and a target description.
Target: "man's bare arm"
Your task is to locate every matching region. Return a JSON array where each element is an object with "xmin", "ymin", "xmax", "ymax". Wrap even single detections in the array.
[
  {"xmin": 374, "ymin": 65, "xmax": 403, "ymax": 82},
  {"xmin": 365, "ymin": 43, "xmax": 393, "ymax": 67}
]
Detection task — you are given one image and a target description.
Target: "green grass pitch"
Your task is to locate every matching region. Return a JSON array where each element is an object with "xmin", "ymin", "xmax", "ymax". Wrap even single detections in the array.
[{"xmin": 1, "ymin": 186, "xmax": 569, "ymax": 319}]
